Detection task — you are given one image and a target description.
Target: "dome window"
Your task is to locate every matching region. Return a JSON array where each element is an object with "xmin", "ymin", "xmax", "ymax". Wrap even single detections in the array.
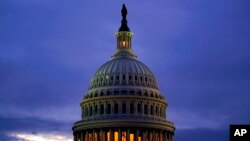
[
  {"xmin": 100, "ymin": 104, "xmax": 104, "ymax": 115},
  {"xmin": 137, "ymin": 104, "xmax": 141, "ymax": 114},
  {"xmin": 95, "ymin": 105, "xmax": 98, "ymax": 115},
  {"xmin": 107, "ymin": 104, "xmax": 111, "ymax": 114},
  {"xmin": 130, "ymin": 103, "xmax": 134, "ymax": 114},
  {"xmin": 156, "ymin": 106, "xmax": 158, "ymax": 116},
  {"xmin": 144, "ymin": 104, "xmax": 148, "ymax": 115},
  {"xmin": 114, "ymin": 103, "xmax": 119, "ymax": 114},
  {"xmin": 89, "ymin": 106, "xmax": 92, "ymax": 116},
  {"xmin": 122, "ymin": 103, "xmax": 126, "ymax": 113},
  {"xmin": 150, "ymin": 105, "xmax": 153, "ymax": 115}
]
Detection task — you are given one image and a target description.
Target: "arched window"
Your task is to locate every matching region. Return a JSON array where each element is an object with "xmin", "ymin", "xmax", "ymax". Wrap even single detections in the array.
[
  {"xmin": 150, "ymin": 105, "xmax": 153, "ymax": 115},
  {"xmin": 100, "ymin": 92, "xmax": 104, "ymax": 96},
  {"xmin": 144, "ymin": 104, "xmax": 148, "ymax": 115},
  {"xmin": 95, "ymin": 105, "xmax": 98, "ymax": 115},
  {"xmin": 130, "ymin": 103, "xmax": 134, "ymax": 114},
  {"xmin": 137, "ymin": 104, "xmax": 141, "ymax": 114},
  {"xmin": 114, "ymin": 103, "xmax": 118, "ymax": 114},
  {"xmin": 107, "ymin": 104, "xmax": 111, "ymax": 114},
  {"xmin": 89, "ymin": 106, "xmax": 92, "ymax": 116},
  {"xmin": 156, "ymin": 106, "xmax": 158, "ymax": 116},
  {"xmin": 100, "ymin": 104, "xmax": 104, "ymax": 114},
  {"xmin": 122, "ymin": 103, "xmax": 126, "ymax": 114}
]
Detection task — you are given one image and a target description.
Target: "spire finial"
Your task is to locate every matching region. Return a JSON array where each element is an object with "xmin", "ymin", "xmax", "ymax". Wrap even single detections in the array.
[{"xmin": 119, "ymin": 4, "xmax": 130, "ymax": 31}]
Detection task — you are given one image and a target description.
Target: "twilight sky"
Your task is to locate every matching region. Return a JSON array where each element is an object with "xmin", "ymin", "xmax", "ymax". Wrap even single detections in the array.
[{"xmin": 0, "ymin": 0, "xmax": 250, "ymax": 141}]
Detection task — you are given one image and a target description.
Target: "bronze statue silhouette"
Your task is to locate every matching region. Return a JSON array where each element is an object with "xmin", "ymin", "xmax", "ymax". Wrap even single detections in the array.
[
  {"xmin": 119, "ymin": 4, "xmax": 130, "ymax": 31},
  {"xmin": 122, "ymin": 4, "xmax": 127, "ymax": 19}
]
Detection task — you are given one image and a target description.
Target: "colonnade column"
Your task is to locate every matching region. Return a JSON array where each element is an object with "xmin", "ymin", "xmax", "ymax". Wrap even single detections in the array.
[
  {"xmin": 168, "ymin": 133, "xmax": 171, "ymax": 141},
  {"xmin": 126, "ymin": 129, "xmax": 130, "ymax": 141},
  {"xmin": 142, "ymin": 130, "xmax": 146, "ymax": 141},
  {"xmin": 93, "ymin": 130, "xmax": 95, "ymax": 141},
  {"xmin": 135, "ymin": 129, "xmax": 139, "ymax": 141},
  {"xmin": 81, "ymin": 132, "xmax": 83, "ymax": 141},
  {"xmin": 110, "ymin": 129, "xmax": 114, "ymax": 141},
  {"xmin": 97, "ymin": 130, "xmax": 100, "ymax": 141},
  {"xmin": 164, "ymin": 132, "xmax": 168, "ymax": 141},
  {"xmin": 153, "ymin": 130, "xmax": 156, "ymax": 141},
  {"xmin": 102, "ymin": 130, "xmax": 106, "ymax": 141},
  {"xmin": 86, "ymin": 131, "xmax": 89, "ymax": 141},
  {"xmin": 74, "ymin": 134, "xmax": 77, "ymax": 141},
  {"xmin": 118, "ymin": 129, "xmax": 122, "ymax": 141}
]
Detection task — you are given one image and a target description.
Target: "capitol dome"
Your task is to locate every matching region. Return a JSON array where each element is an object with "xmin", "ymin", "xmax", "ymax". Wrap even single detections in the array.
[
  {"xmin": 87, "ymin": 57, "xmax": 161, "ymax": 97},
  {"xmin": 73, "ymin": 4, "xmax": 175, "ymax": 141}
]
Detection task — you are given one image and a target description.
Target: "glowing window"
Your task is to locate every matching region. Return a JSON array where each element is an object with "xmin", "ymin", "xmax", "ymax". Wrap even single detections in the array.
[
  {"xmin": 122, "ymin": 41, "xmax": 126, "ymax": 47},
  {"xmin": 114, "ymin": 131, "xmax": 118, "ymax": 141},
  {"xmin": 107, "ymin": 132, "xmax": 110, "ymax": 141},
  {"xmin": 94, "ymin": 132, "xmax": 98, "ymax": 141},
  {"xmin": 130, "ymin": 134, "xmax": 134, "ymax": 141},
  {"xmin": 122, "ymin": 132, "xmax": 126, "ymax": 141}
]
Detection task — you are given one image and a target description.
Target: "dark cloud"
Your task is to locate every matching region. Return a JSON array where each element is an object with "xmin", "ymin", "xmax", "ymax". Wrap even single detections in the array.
[{"xmin": 0, "ymin": 116, "xmax": 72, "ymax": 133}]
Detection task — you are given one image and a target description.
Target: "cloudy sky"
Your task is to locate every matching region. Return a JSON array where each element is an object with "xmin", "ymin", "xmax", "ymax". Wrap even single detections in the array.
[{"xmin": 1, "ymin": 0, "xmax": 250, "ymax": 141}]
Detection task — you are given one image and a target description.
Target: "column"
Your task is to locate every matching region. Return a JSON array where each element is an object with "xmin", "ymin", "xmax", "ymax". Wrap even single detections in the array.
[
  {"xmin": 81, "ymin": 132, "xmax": 83, "ymax": 141},
  {"xmin": 103, "ymin": 130, "xmax": 106, "ymax": 141},
  {"xmin": 93, "ymin": 130, "xmax": 95, "ymax": 141},
  {"xmin": 77, "ymin": 133, "xmax": 79, "ymax": 141},
  {"xmin": 171, "ymin": 134, "xmax": 174, "ymax": 141},
  {"xmin": 142, "ymin": 103, "xmax": 144, "ymax": 115},
  {"xmin": 104, "ymin": 103, "xmax": 107, "ymax": 115},
  {"xmin": 110, "ymin": 129, "xmax": 114, "ymax": 141},
  {"xmin": 153, "ymin": 130, "xmax": 156, "ymax": 141},
  {"xmin": 164, "ymin": 132, "xmax": 167, "ymax": 141},
  {"xmin": 86, "ymin": 131, "xmax": 89, "ymax": 141},
  {"xmin": 100, "ymin": 129, "xmax": 103, "ymax": 141},
  {"xmin": 135, "ymin": 129, "xmax": 139, "ymax": 141},
  {"xmin": 74, "ymin": 133, "xmax": 76, "ymax": 141},
  {"xmin": 118, "ymin": 129, "xmax": 122, "ymax": 141},
  {"xmin": 97, "ymin": 131, "xmax": 100, "ymax": 141},
  {"xmin": 142, "ymin": 130, "xmax": 146, "ymax": 141},
  {"xmin": 126, "ymin": 129, "xmax": 130, "ymax": 141}
]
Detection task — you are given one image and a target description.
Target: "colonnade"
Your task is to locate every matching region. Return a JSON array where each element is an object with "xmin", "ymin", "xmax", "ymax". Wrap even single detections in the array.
[{"xmin": 74, "ymin": 128, "xmax": 174, "ymax": 141}]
